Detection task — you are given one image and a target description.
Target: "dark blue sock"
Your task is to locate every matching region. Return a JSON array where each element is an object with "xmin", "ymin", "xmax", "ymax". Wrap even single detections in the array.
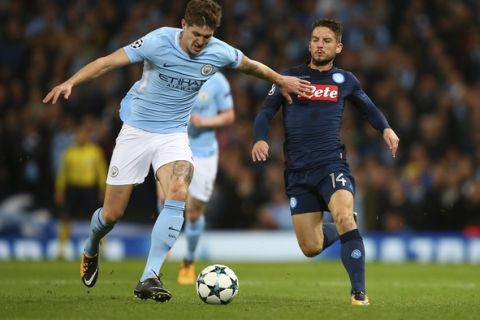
[
  {"xmin": 340, "ymin": 229, "xmax": 366, "ymax": 293},
  {"xmin": 322, "ymin": 223, "xmax": 339, "ymax": 250}
]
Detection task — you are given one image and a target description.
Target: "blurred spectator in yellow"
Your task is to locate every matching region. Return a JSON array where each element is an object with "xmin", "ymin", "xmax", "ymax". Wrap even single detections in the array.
[{"xmin": 54, "ymin": 120, "xmax": 107, "ymax": 258}]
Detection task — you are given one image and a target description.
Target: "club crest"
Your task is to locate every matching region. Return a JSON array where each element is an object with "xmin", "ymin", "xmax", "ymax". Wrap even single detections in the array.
[{"xmin": 201, "ymin": 64, "xmax": 214, "ymax": 76}]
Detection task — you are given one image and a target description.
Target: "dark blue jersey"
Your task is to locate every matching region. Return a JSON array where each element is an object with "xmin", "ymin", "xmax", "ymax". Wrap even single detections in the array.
[{"xmin": 253, "ymin": 64, "xmax": 390, "ymax": 171}]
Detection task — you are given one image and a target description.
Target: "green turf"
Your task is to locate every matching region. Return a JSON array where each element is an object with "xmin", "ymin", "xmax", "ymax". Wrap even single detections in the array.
[{"xmin": 0, "ymin": 260, "xmax": 479, "ymax": 319}]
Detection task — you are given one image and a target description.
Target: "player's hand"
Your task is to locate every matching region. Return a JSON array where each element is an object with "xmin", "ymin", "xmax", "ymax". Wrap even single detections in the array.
[
  {"xmin": 383, "ymin": 128, "xmax": 400, "ymax": 158},
  {"xmin": 190, "ymin": 114, "xmax": 204, "ymax": 128},
  {"xmin": 42, "ymin": 82, "xmax": 74, "ymax": 104},
  {"xmin": 278, "ymin": 76, "xmax": 311, "ymax": 104},
  {"xmin": 252, "ymin": 140, "xmax": 269, "ymax": 162}
]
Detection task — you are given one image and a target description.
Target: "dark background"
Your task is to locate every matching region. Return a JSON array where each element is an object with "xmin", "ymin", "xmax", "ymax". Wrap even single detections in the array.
[{"xmin": 1, "ymin": 0, "xmax": 480, "ymax": 233}]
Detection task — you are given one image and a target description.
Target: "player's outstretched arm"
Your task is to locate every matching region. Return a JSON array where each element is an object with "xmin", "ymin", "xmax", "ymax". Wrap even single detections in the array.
[
  {"xmin": 238, "ymin": 56, "xmax": 310, "ymax": 104},
  {"xmin": 383, "ymin": 128, "xmax": 400, "ymax": 158},
  {"xmin": 43, "ymin": 48, "xmax": 131, "ymax": 104},
  {"xmin": 191, "ymin": 108, "xmax": 235, "ymax": 129},
  {"xmin": 252, "ymin": 140, "xmax": 269, "ymax": 162}
]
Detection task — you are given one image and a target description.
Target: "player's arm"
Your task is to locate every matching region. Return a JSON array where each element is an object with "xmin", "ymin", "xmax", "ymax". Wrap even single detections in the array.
[
  {"xmin": 191, "ymin": 108, "xmax": 234, "ymax": 129},
  {"xmin": 252, "ymin": 84, "xmax": 284, "ymax": 162},
  {"xmin": 43, "ymin": 48, "xmax": 131, "ymax": 104},
  {"xmin": 348, "ymin": 75, "xmax": 400, "ymax": 157},
  {"xmin": 238, "ymin": 55, "xmax": 310, "ymax": 104}
]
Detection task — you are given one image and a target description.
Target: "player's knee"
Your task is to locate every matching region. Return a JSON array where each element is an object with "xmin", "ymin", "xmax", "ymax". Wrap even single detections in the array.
[
  {"xmin": 299, "ymin": 242, "xmax": 323, "ymax": 258},
  {"xmin": 102, "ymin": 208, "xmax": 123, "ymax": 224},
  {"xmin": 186, "ymin": 207, "xmax": 202, "ymax": 221},
  {"xmin": 333, "ymin": 208, "xmax": 356, "ymax": 229}
]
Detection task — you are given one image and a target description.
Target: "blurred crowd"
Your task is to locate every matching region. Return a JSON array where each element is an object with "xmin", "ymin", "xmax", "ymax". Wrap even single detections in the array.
[{"xmin": 1, "ymin": 0, "xmax": 480, "ymax": 233}]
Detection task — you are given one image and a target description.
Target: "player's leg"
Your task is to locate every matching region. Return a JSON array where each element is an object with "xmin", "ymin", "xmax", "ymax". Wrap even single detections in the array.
[
  {"xmin": 185, "ymin": 196, "xmax": 207, "ymax": 262},
  {"xmin": 81, "ymin": 184, "xmax": 133, "ymax": 287},
  {"xmin": 178, "ymin": 195, "xmax": 206, "ymax": 284},
  {"xmin": 81, "ymin": 124, "xmax": 149, "ymax": 288},
  {"xmin": 135, "ymin": 160, "xmax": 192, "ymax": 302},
  {"xmin": 156, "ymin": 180, "xmax": 165, "ymax": 214},
  {"xmin": 135, "ymin": 131, "xmax": 194, "ymax": 302},
  {"xmin": 142, "ymin": 160, "xmax": 192, "ymax": 282},
  {"xmin": 328, "ymin": 187, "xmax": 369, "ymax": 306},
  {"xmin": 286, "ymin": 169, "xmax": 340, "ymax": 257},
  {"xmin": 178, "ymin": 154, "xmax": 216, "ymax": 284},
  {"xmin": 289, "ymin": 194, "xmax": 339, "ymax": 256},
  {"xmin": 292, "ymin": 211, "xmax": 324, "ymax": 257}
]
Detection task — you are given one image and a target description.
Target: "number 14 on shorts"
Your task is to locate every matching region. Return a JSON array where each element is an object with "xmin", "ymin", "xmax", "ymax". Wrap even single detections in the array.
[{"xmin": 330, "ymin": 172, "xmax": 348, "ymax": 189}]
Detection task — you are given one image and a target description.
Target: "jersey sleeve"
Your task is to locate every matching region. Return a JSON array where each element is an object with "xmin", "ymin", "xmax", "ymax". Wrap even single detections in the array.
[
  {"xmin": 214, "ymin": 74, "xmax": 234, "ymax": 111},
  {"xmin": 216, "ymin": 39, "xmax": 244, "ymax": 69},
  {"xmin": 122, "ymin": 30, "xmax": 159, "ymax": 63},
  {"xmin": 253, "ymin": 74, "xmax": 286, "ymax": 142},
  {"xmin": 346, "ymin": 72, "xmax": 390, "ymax": 133}
]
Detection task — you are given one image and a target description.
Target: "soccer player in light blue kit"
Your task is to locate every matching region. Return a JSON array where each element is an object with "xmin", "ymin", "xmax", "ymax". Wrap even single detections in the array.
[{"xmin": 43, "ymin": 0, "xmax": 310, "ymax": 302}]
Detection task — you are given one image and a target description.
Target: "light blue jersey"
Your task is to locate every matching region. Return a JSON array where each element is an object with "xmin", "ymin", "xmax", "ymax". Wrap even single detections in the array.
[
  {"xmin": 120, "ymin": 27, "xmax": 243, "ymax": 133},
  {"xmin": 188, "ymin": 72, "xmax": 233, "ymax": 157}
]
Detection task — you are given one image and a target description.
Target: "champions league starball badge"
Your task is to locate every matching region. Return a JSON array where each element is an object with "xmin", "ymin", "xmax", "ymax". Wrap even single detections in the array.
[{"xmin": 130, "ymin": 38, "xmax": 144, "ymax": 49}]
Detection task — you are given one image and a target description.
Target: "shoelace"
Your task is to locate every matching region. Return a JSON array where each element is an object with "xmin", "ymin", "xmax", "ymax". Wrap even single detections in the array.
[{"xmin": 151, "ymin": 270, "xmax": 164, "ymax": 286}]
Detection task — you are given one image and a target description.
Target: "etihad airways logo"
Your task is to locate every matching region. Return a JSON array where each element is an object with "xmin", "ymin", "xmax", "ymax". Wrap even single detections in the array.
[
  {"xmin": 158, "ymin": 72, "xmax": 206, "ymax": 92},
  {"xmin": 299, "ymin": 84, "xmax": 339, "ymax": 102}
]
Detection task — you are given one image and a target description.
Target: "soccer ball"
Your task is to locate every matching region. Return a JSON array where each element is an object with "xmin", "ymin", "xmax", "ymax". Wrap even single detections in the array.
[{"xmin": 196, "ymin": 264, "xmax": 239, "ymax": 304}]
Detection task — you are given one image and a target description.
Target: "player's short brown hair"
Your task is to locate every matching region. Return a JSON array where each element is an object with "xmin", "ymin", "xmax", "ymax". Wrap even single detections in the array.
[
  {"xmin": 311, "ymin": 19, "xmax": 343, "ymax": 42},
  {"xmin": 184, "ymin": 0, "xmax": 222, "ymax": 29}
]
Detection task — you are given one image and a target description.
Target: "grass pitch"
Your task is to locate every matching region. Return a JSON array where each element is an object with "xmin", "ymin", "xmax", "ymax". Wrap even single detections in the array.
[{"xmin": 1, "ymin": 260, "xmax": 479, "ymax": 320}]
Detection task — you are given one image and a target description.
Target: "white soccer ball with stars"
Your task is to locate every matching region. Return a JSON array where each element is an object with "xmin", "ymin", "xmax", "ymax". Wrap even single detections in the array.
[{"xmin": 196, "ymin": 264, "xmax": 239, "ymax": 304}]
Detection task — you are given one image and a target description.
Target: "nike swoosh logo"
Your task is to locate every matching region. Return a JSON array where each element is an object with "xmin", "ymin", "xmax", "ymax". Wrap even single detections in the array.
[
  {"xmin": 84, "ymin": 269, "xmax": 98, "ymax": 286},
  {"xmin": 168, "ymin": 226, "xmax": 180, "ymax": 232},
  {"xmin": 162, "ymin": 63, "xmax": 181, "ymax": 68}
]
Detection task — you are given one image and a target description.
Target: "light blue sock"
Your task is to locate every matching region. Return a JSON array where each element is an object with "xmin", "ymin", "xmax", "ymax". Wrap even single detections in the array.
[
  {"xmin": 184, "ymin": 215, "xmax": 206, "ymax": 262},
  {"xmin": 84, "ymin": 208, "xmax": 114, "ymax": 256},
  {"xmin": 140, "ymin": 199, "xmax": 185, "ymax": 281}
]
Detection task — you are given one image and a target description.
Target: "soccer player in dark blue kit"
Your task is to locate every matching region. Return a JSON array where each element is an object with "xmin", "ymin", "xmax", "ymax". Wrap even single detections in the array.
[{"xmin": 252, "ymin": 19, "xmax": 399, "ymax": 306}]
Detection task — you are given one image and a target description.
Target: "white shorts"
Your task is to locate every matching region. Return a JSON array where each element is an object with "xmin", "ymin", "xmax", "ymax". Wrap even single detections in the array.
[
  {"xmin": 106, "ymin": 124, "xmax": 193, "ymax": 185},
  {"xmin": 188, "ymin": 153, "xmax": 218, "ymax": 202}
]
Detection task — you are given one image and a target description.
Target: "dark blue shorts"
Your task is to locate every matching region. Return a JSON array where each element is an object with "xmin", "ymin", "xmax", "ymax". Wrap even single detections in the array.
[{"xmin": 284, "ymin": 166, "xmax": 355, "ymax": 215}]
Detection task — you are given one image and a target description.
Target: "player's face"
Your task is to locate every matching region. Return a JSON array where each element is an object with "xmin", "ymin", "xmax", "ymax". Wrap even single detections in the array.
[
  {"xmin": 180, "ymin": 19, "xmax": 214, "ymax": 55},
  {"xmin": 309, "ymin": 26, "xmax": 343, "ymax": 66}
]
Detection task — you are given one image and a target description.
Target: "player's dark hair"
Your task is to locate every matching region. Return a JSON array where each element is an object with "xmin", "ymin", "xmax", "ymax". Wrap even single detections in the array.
[
  {"xmin": 311, "ymin": 19, "xmax": 343, "ymax": 41},
  {"xmin": 184, "ymin": 0, "xmax": 222, "ymax": 29}
]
